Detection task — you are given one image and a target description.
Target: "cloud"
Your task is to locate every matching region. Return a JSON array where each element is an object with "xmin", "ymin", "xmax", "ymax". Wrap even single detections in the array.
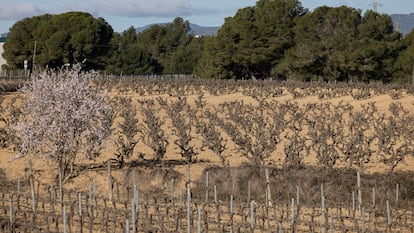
[
  {"xmin": 0, "ymin": 3, "xmax": 43, "ymax": 20},
  {"xmin": 95, "ymin": 0, "xmax": 195, "ymax": 18},
  {"xmin": 0, "ymin": 0, "xmax": 196, "ymax": 20},
  {"xmin": 0, "ymin": 0, "xmax": 220, "ymax": 21}
]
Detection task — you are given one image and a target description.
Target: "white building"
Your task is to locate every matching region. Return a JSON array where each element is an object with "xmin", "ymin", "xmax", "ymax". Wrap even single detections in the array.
[{"xmin": 0, "ymin": 38, "xmax": 6, "ymax": 70}]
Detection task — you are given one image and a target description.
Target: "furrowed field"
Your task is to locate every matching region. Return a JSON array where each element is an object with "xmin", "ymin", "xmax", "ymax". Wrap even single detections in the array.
[{"xmin": 1, "ymin": 75, "xmax": 414, "ymax": 232}]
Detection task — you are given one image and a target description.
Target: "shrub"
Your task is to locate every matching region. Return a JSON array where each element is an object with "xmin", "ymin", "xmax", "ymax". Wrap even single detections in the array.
[
  {"xmin": 114, "ymin": 96, "xmax": 138, "ymax": 168},
  {"xmin": 138, "ymin": 100, "xmax": 169, "ymax": 163}
]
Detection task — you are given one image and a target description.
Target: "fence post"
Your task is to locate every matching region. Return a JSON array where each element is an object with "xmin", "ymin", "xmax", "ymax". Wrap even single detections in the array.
[
  {"xmin": 361, "ymin": 207, "xmax": 365, "ymax": 233},
  {"xmin": 59, "ymin": 168, "xmax": 63, "ymax": 205},
  {"xmin": 9, "ymin": 197, "xmax": 13, "ymax": 229},
  {"xmin": 28, "ymin": 160, "xmax": 37, "ymax": 215},
  {"xmin": 78, "ymin": 192, "xmax": 83, "ymax": 233},
  {"xmin": 250, "ymin": 200, "xmax": 255, "ymax": 232},
  {"xmin": 372, "ymin": 187, "xmax": 376, "ymax": 207},
  {"xmin": 125, "ymin": 219, "xmax": 130, "ymax": 233},
  {"xmin": 322, "ymin": 195, "xmax": 326, "ymax": 233},
  {"xmin": 291, "ymin": 198, "xmax": 295, "ymax": 233},
  {"xmin": 248, "ymin": 180, "xmax": 251, "ymax": 203},
  {"xmin": 131, "ymin": 198, "xmax": 136, "ymax": 233},
  {"xmin": 357, "ymin": 172, "xmax": 362, "ymax": 211},
  {"xmin": 387, "ymin": 200, "xmax": 391, "ymax": 232},
  {"xmin": 214, "ymin": 185, "xmax": 217, "ymax": 204},
  {"xmin": 205, "ymin": 171, "xmax": 209, "ymax": 204},
  {"xmin": 230, "ymin": 195, "xmax": 233, "ymax": 233},
  {"xmin": 396, "ymin": 183, "xmax": 399, "ymax": 206},
  {"xmin": 16, "ymin": 177, "xmax": 21, "ymax": 211},
  {"xmin": 352, "ymin": 191, "xmax": 355, "ymax": 214},
  {"xmin": 186, "ymin": 164, "xmax": 191, "ymax": 233},
  {"xmin": 63, "ymin": 205, "xmax": 67, "ymax": 233},
  {"xmin": 170, "ymin": 179, "xmax": 175, "ymax": 208},
  {"xmin": 265, "ymin": 168, "xmax": 271, "ymax": 207},
  {"xmin": 296, "ymin": 186, "xmax": 300, "ymax": 207},
  {"xmin": 132, "ymin": 187, "xmax": 139, "ymax": 233},
  {"xmin": 108, "ymin": 161, "xmax": 112, "ymax": 201},
  {"xmin": 329, "ymin": 212, "xmax": 334, "ymax": 233},
  {"xmin": 197, "ymin": 207, "xmax": 201, "ymax": 233}
]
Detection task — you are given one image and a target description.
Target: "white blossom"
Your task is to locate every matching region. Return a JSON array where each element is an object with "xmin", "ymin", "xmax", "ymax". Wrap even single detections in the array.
[{"xmin": 14, "ymin": 64, "xmax": 112, "ymax": 176}]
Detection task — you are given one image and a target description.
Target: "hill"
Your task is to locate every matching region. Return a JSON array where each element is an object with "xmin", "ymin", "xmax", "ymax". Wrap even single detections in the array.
[
  {"xmin": 391, "ymin": 13, "xmax": 414, "ymax": 35},
  {"xmin": 132, "ymin": 15, "xmax": 414, "ymax": 37},
  {"xmin": 135, "ymin": 23, "xmax": 219, "ymax": 36},
  {"xmin": 2, "ymin": 13, "xmax": 414, "ymax": 38}
]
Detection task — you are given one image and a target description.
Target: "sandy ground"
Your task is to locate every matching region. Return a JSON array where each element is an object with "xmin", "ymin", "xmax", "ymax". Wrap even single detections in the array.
[{"xmin": 1, "ymin": 87, "xmax": 414, "ymax": 194}]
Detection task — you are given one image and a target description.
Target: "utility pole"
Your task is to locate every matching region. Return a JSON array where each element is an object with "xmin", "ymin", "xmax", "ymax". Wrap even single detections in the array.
[
  {"xmin": 32, "ymin": 40, "xmax": 37, "ymax": 71},
  {"xmin": 412, "ymin": 63, "xmax": 414, "ymax": 87},
  {"xmin": 395, "ymin": 21, "xmax": 401, "ymax": 33},
  {"xmin": 369, "ymin": 1, "xmax": 382, "ymax": 12}
]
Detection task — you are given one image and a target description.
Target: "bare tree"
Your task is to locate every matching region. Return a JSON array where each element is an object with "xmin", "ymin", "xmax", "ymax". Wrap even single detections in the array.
[{"xmin": 14, "ymin": 64, "xmax": 112, "ymax": 180}]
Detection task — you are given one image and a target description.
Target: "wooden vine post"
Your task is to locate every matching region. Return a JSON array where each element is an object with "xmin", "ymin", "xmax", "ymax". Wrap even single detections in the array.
[
  {"xmin": 108, "ymin": 161, "xmax": 113, "ymax": 202},
  {"xmin": 357, "ymin": 172, "xmax": 362, "ymax": 211},
  {"xmin": 186, "ymin": 164, "xmax": 191, "ymax": 233},
  {"xmin": 205, "ymin": 171, "xmax": 209, "ymax": 203}
]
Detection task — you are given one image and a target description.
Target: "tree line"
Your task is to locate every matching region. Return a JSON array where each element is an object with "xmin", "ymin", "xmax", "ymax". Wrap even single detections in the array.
[{"xmin": 3, "ymin": 0, "xmax": 414, "ymax": 83}]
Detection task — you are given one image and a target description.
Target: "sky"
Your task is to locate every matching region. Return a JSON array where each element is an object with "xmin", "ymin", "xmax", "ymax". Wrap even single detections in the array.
[{"xmin": 1, "ymin": 0, "xmax": 414, "ymax": 34}]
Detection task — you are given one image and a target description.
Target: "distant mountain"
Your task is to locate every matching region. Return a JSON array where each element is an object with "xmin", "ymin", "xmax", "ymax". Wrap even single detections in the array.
[
  {"xmin": 2, "ymin": 13, "xmax": 413, "ymax": 38},
  {"xmin": 134, "ymin": 16, "xmax": 414, "ymax": 37},
  {"xmin": 391, "ymin": 13, "xmax": 414, "ymax": 36},
  {"xmin": 135, "ymin": 23, "xmax": 219, "ymax": 36},
  {"xmin": 0, "ymin": 23, "xmax": 220, "ymax": 38},
  {"xmin": 188, "ymin": 24, "xmax": 219, "ymax": 36}
]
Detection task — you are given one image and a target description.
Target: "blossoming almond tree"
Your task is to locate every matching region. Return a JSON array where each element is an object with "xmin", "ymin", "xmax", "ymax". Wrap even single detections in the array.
[{"xmin": 14, "ymin": 64, "xmax": 113, "ymax": 180}]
